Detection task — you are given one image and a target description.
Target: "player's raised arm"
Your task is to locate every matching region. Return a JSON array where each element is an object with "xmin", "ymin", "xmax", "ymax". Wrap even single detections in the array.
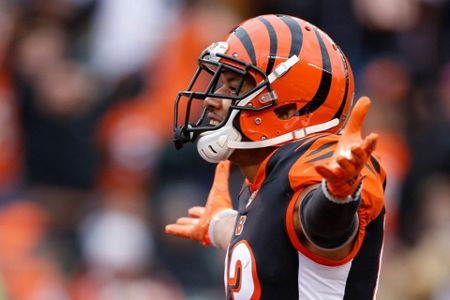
[
  {"xmin": 298, "ymin": 97, "xmax": 378, "ymax": 258},
  {"xmin": 165, "ymin": 160, "xmax": 237, "ymax": 251}
]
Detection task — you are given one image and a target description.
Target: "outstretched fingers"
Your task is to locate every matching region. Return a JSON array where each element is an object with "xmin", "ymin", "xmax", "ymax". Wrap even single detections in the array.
[
  {"xmin": 361, "ymin": 133, "xmax": 378, "ymax": 156},
  {"xmin": 315, "ymin": 164, "xmax": 340, "ymax": 182},
  {"xmin": 175, "ymin": 217, "xmax": 199, "ymax": 226},
  {"xmin": 336, "ymin": 156, "xmax": 357, "ymax": 176},
  {"xmin": 165, "ymin": 223, "xmax": 193, "ymax": 238},
  {"xmin": 316, "ymin": 148, "xmax": 365, "ymax": 184},
  {"xmin": 350, "ymin": 145, "xmax": 366, "ymax": 167},
  {"xmin": 335, "ymin": 134, "xmax": 378, "ymax": 177},
  {"xmin": 188, "ymin": 206, "xmax": 205, "ymax": 218}
]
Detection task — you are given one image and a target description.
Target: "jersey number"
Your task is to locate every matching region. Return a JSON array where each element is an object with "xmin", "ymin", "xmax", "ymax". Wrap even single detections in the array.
[{"xmin": 225, "ymin": 240, "xmax": 261, "ymax": 299}]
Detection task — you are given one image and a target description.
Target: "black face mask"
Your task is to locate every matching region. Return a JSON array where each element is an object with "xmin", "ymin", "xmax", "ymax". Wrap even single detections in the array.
[{"xmin": 173, "ymin": 49, "xmax": 275, "ymax": 150}]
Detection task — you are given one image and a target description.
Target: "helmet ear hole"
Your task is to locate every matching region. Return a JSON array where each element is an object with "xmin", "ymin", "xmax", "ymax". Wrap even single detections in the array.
[
  {"xmin": 274, "ymin": 103, "xmax": 297, "ymax": 120},
  {"xmin": 301, "ymin": 112, "xmax": 312, "ymax": 126},
  {"xmin": 297, "ymin": 105, "xmax": 313, "ymax": 126}
]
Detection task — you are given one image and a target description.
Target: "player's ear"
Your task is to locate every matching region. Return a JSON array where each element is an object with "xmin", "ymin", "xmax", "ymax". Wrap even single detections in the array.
[{"xmin": 274, "ymin": 103, "xmax": 297, "ymax": 120}]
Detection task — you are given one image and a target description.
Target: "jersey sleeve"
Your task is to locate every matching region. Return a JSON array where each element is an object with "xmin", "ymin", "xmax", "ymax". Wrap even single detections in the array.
[{"xmin": 285, "ymin": 135, "xmax": 386, "ymax": 266}]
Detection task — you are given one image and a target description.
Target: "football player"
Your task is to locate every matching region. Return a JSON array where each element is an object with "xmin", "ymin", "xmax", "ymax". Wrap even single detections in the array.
[{"xmin": 166, "ymin": 14, "xmax": 386, "ymax": 299}]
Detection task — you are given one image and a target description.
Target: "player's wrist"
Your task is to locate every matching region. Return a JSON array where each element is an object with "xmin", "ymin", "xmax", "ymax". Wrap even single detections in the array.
[
  {"xmin": 208, "ymin": 208, "xmax": 238, "ymax": 247},
  {"xmin": 322, "ymin": 178, "xmax": 363, "ymax": 203}
]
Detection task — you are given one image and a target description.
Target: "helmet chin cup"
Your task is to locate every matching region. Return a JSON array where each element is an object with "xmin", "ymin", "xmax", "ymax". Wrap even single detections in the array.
[{"xmin": 197, "ymin": 126, "xmax": 242, "ymax": 163}]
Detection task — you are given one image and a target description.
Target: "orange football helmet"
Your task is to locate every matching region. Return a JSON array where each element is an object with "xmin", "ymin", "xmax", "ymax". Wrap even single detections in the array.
[{"xmin": 174, "ymin": 14, "xmax": 354, "ymax": 162}]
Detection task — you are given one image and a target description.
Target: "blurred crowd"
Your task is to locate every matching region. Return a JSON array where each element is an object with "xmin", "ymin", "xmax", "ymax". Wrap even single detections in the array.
[{"xmin": 0, "ymin": 0, "xmax": 449, "ymax": 299}]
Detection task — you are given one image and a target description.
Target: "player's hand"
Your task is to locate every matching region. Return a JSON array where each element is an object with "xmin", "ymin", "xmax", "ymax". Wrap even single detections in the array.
[
  {"xmin": 165, "ymin": 160, "xmax": 233, "ymax": 246},
  {"xmin": 315, "ymin": 97, "xmax": 378, "ymax": 199}
]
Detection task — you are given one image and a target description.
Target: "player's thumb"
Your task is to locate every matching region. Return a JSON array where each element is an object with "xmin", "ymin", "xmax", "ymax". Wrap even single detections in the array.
[
  {"xmin": 344, "ymin": 96, "xmax": 371, "ymax": 135},
  {"xmin": 212, "ymin": 160, "xmax": 231, "ymax": 191}
]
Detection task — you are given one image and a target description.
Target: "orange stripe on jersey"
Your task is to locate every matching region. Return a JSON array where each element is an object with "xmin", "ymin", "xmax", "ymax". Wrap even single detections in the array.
[
  {"xmin": 365, "ymin": 162, "xmax": 376, "ymax": 175},
  {"xmin": 245, "ymin": 146, "xmax": 278, "ymax": 193}
]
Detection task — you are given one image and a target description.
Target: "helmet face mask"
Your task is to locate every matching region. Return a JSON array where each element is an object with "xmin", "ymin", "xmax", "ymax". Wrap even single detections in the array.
[
  {"xmin": 173, "ymin": 15, "xmax": 354, "ymax": 159},
  {"xmin": 173, "ymin": 42, "xmax": 276, "ymax": 148}
]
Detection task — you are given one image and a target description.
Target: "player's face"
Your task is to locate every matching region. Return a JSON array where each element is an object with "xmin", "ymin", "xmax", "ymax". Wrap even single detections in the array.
[{"xmin": 203, "ymin": 70, "xmax": 256, "ymax": 126}]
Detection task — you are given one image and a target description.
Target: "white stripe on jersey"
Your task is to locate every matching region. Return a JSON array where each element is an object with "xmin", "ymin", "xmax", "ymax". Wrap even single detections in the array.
[
  {"xmin": 372, "ymin": 213, "xmax": 386, "ymax": 299},
  {"xmin": 298, "ymin": 252, "xmax": 352, "ymax": 300}
]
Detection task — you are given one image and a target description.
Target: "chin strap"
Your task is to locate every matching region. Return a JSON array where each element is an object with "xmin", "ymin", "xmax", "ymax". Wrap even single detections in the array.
[{"xmin": 228, "ymin": 118, "xmax": 339, "ymax": 149}]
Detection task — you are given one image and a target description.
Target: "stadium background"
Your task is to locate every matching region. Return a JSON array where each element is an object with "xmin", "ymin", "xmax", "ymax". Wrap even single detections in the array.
[{"xmin": 0, "ymin": 0, "xmax": 449, "ymax": 299}]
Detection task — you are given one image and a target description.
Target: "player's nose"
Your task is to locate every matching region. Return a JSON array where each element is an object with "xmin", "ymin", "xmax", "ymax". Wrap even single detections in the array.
[{"xmin": 204, "ymin": 97, "xmax": 223, "ymax": 111}]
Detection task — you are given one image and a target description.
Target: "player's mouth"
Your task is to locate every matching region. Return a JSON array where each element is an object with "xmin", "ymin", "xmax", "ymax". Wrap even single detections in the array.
[{"xmin": 207, "ymin": 112, "xmax": 223, "ymax": 126}]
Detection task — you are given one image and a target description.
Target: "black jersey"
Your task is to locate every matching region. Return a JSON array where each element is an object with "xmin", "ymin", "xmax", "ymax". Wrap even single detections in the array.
[{"xmin": 224, "ymin": 134, "xmax": 386, "ymax": 300}]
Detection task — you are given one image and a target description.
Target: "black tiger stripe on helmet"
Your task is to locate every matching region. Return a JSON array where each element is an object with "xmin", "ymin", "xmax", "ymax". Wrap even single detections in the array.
[{"xmin": 224, "ymin": 15, "xmax": 355, "ymax": 143}]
